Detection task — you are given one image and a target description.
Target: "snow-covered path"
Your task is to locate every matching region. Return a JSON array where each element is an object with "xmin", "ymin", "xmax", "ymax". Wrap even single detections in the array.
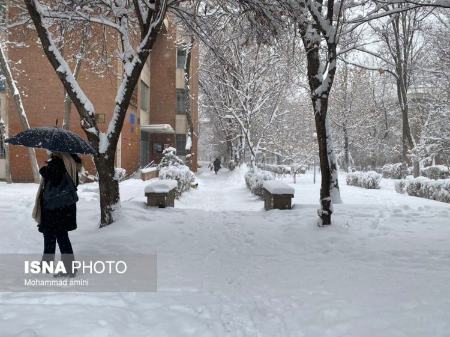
[
  {"xmin": 1, "ymin": 168, "xmax": 450, "ymax": 337},
  {"xmin": 177, "ymin": 166, "xmax": 262, "ymax": 211}
]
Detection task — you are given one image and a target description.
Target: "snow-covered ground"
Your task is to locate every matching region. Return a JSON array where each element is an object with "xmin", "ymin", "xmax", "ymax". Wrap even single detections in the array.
[{"xmin": 1, "ymin": 167, "xmax": 450, "ymax": 337}]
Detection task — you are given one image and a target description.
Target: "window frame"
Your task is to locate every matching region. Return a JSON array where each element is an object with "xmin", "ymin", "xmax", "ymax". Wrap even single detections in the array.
[
  {"xmin": 176, "ymin": 134, "xmax": 187, "ymax": 156},
  {"xmin": 140, "ymin": 80, "xmax": 150, "ymax": 113},
  {"xmin": 176, "ymin": 48, "xmax": 187, "ymax": 69},
  {"xmin": 176, "ymin": 89, "xmax": 186, "ymax": 115}
]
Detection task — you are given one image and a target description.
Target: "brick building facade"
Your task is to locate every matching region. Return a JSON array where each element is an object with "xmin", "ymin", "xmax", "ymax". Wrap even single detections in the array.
[{"xmin": 0, "ymin": 16, "xmax": 198, "ymax": 182}]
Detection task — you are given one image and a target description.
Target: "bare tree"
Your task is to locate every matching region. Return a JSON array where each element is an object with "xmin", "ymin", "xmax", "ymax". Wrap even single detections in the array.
[
  {"xmin": 0, "ymin": 42, "xmax": 39, "ymax": 183},
  {"xmin": 22, "ymin": 0, "xmax": 170, "ymax": 226}
]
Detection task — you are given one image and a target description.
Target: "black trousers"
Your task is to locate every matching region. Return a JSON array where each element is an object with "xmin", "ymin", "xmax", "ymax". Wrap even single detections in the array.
[{"xmin": 42, "ymin": 230, "xmax": 75, "ymax": 274}]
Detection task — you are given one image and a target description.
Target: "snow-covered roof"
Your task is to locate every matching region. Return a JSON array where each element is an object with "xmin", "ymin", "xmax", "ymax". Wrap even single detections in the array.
[
  {"xmin": 145, "ymin": 179, "xmax": 178, "ymax": 194},
  {"xmin": 141, "ymin": 124, "xmax": 175, "ymax": 134},
  {"xmin": 263, "ymin": 180, "xmax": 295, "ymax": 195}
]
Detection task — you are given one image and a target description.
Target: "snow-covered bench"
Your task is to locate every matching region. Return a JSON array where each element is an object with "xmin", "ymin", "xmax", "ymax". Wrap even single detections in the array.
[
  {"xmin": 262, "ymin": 180, "xmax": 295, "ymax": 210},
  {"xmin": 145, "ymin": 179, "xmax": 178, "ymax": 208}
]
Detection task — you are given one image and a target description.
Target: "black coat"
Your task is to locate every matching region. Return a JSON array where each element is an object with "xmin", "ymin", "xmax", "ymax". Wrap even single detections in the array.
[
  {"xmin": 213, "ymin": 159, "xmax": 221, "ymax": 171},
  {"xmin": 38, "ymin": 155, "xmax": 80, "ymax": 234}
]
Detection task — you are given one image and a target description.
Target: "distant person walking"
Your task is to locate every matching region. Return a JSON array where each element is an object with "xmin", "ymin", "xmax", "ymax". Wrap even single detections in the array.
[
  {"xmin": 213, "ymin": 158, "xmax": 221, "ymax": 174},
  {"xmin": 33, "ymin": 151, "xmax": 82, "ymax": 277}
]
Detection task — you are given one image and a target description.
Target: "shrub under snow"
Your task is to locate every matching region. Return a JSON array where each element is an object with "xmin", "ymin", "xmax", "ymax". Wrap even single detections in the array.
[
  {"xmin": 114, "ymin": 168, "xmax": 127, "ymax": 181},
  {"xmin": 158, "ymin": 147, "xmax": 195, "ymax": 195},
  {"xmin": 394, "ymin": 179, "xmax": 407, "ymax": 194},
  {"xmin": 245, "ymin": 169, "xmax": 274, "ymax": 197},
  {"xmin": 396, "ymin": 177, "xmax": 450, "ymax": 203},
  {"xmin": 346, "ymin": 171, "xmax": 382, "ymax": 189},
  {"xmin": 420, "ymin": 165, "xmax": 450, "ymax": 180},
  {"xmin": 382, "ymin": 163, "xmax": 408, "ymax": 179}
]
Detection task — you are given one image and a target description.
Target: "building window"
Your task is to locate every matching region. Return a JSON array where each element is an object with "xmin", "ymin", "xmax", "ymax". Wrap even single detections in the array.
[
  {"xmin": 95, "ymin": 113, "xmax": 106, "ymax": 124},
  {"xmin": 176, "ymin": 134, "xmax": 186, "ymax": 156},
  {"xmin": 140, "ymin": 81, "xmax": 150, "ymax": 112},
  {"xmin": 176, "ymin": 89, "xmax": 186, "ymax": 114},
  {"xmin": 177, "ymin": 48, "xmax": 187, "ymax": 69}
]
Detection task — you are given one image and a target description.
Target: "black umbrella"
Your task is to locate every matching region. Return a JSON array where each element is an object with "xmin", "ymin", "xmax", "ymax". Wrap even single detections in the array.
[{"xmin": 6, "ymin": 127, "xmax": 96, "ymax": 155}]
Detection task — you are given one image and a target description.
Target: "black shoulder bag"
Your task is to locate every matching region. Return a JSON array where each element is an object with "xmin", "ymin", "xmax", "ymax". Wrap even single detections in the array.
[{"xmin": 43, "ymin": 173, "xmax": 79, "ymax": 210}]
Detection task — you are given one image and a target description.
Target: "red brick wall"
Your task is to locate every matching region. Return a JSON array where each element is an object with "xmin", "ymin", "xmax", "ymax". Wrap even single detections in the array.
[
  {"xmin": 6, "ymin": 14, "xmax": 198, "ymax": 181},
  {"xmin": 7, "ymin": 23, "xmax": 121, "ymax": 181},
  {"xmin": 190, "ymin": 42, "xmax": 200, "ymax": 172},
  {"xmin": 150, "ymin": 23, "xmax": 177, "ymax": 130},
  {"xmin": 120, "ymin": 107, "xmax": 141, "ymax": 175}
]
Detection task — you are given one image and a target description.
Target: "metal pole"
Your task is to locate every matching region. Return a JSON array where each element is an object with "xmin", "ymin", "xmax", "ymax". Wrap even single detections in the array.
[{"xmin": 313, "ymin": 158, "xmax": 316, "ymax": 184}]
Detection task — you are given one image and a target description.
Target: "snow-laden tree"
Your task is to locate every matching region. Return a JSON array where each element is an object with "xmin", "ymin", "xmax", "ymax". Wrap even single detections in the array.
[
  {"xmin": 0, "ymin": 3, "xmax": 40, "ymax": 183},
  {"xmin": 411, "ymin": 12, "xmax": 450, "ymax": 166},
  {"xmin": 187, "ymin": 7, "xmax": 293, "ymax": 168},
  {"xmin": 203, "ymin": 43, "xmax": 289, "ymax": 167},
  {"xmin": 347, "ymin": 5, "xmax": 434, "ymax": 176},
  {"xmin": 21, "ymin": 0, "xmax": 170, "ymax": 226},
  {"xmin": 230, "ymin": 0, "xmax": 449, "ymax": 224}
]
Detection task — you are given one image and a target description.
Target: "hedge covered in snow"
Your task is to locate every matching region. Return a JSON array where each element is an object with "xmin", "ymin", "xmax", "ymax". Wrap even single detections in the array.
[
  {"xmin": 420, "ymin": 165, "xmax": 449, "ymax": 180},
  {"xmin": 245, "ymin": 169, "xmax": 274, "ymax": 197},
  {"xmin": 257, "ymin": 163, "xmax": 291, "ymax": 175},
  {"xmin": 158, "ymin": 147, "xmax": 196, "ymax": 195},
  {"xmin": 346, "ymin": 171, "xmax": 382, "ymax": 189},
  {"xmin": 257, "ymin": 163, "xmax": 307, "ymax": 175},
  {"xmin": 382, "ymin": 163, "xmax": 408, "ymax": 179},
  {"xmin": 395, "ymin": 177, "xmax": 450, "ymax": 203}
]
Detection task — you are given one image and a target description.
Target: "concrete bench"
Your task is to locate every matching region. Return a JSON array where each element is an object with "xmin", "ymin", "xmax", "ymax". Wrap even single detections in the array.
[
  {"xmin": 145, "ymin": 179, "xmax": 178, "ymax": 208},
  {"xmin": 262, "ymin": 180, "xmax": 295, "ymax": 210}
]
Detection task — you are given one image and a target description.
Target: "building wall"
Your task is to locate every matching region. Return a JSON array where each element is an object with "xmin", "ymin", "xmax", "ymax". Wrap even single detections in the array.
[
  {"xmin": 190, "ymin": 42, "xmax": 200, "ymax": 171},
  {"xmin": 5, "ymin": 13, "xmax": 198, "ymax": 181},
  {"xmin": 0, "ymin": 92, "xmax": 8, "ymax": 180},
  {"xmin": 6, "ymin": 23, "xmax": 125, "ymax": 181},
  {"xmin": 149, "ymin": 22, "xmax": 177, "ymax": 130}
]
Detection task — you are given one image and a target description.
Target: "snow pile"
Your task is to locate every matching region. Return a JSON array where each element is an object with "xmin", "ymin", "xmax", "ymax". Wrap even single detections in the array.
[
  {"xmin": 113, "ymin": 168, "xmax": 126, "ymax": 181},
  {"xmin": 228, "ymin": 160, "xmax": 236, "ymax": 171},
  {"xmin": 262, "ymin": 180, "xmax": 294, "ymax": 195},
  {"xmin": 394, "ymin": 179, "xmax": 407, "ymax": 194},
  {"xmin": 144, "ymin": 179, "xmax": 178, "ymax": 194},
  {"xmin": 396, "ymin": 176, "xmax": 450, "ymax": 203},
  {"xmin": 420, "ymin": 165, "xmax": 450, "ymax": 180},
  {"xmin": 245, "ymin": 169, "xmax": 274, "ymax": 197},
  {"xmin": 346, "ymin": 171, "xmax": 382, "ymax": 189},
  {"xmin": 1, "ymin": 169, "xmax": 450, "ymax": 336},
  {"xmin": 158, "ymin": 147, "xmax": 195, "ymax": 195},
  {"xmin": 382, "ymin": 163, "xmax": 408, "ymax": 179}
]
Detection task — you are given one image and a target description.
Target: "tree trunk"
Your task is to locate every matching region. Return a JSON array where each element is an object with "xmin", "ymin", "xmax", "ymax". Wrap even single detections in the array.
[
  {"xmin": 313, "ymin": 98, "xmax": 333, "ymax": 226},
  {"xmin": 0, "ymin": 118, "xmax": 11, "ymax": 182},
  {"xmin": 343, "ymin": 122, "xmax": 350, "ymax": 172},
  {"xmin": 94, "ymin": 153, "xmax": 119, "ymax": 226},
  {"xmin": 183, "ymin": 38, "xmax": 195, "ymax": 169},
  {"xmin": 301, "ymin": 30, "xmax": 341, "ymax": 225}
]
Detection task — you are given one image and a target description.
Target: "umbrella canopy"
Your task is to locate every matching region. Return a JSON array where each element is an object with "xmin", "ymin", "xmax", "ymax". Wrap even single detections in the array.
[{"xmin": 6, "ymin": 127, "xmax": 96, "ymax": 155}]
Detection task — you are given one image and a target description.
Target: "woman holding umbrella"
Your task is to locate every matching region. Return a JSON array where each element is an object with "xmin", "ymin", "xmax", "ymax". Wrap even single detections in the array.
[
  {"xmin": 6, "ymin": 127, "xmax": 96, "ymax": 277},
  {"xmin": 33, "ymin": 151, "xmax": 82, "ymax": 277}
]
